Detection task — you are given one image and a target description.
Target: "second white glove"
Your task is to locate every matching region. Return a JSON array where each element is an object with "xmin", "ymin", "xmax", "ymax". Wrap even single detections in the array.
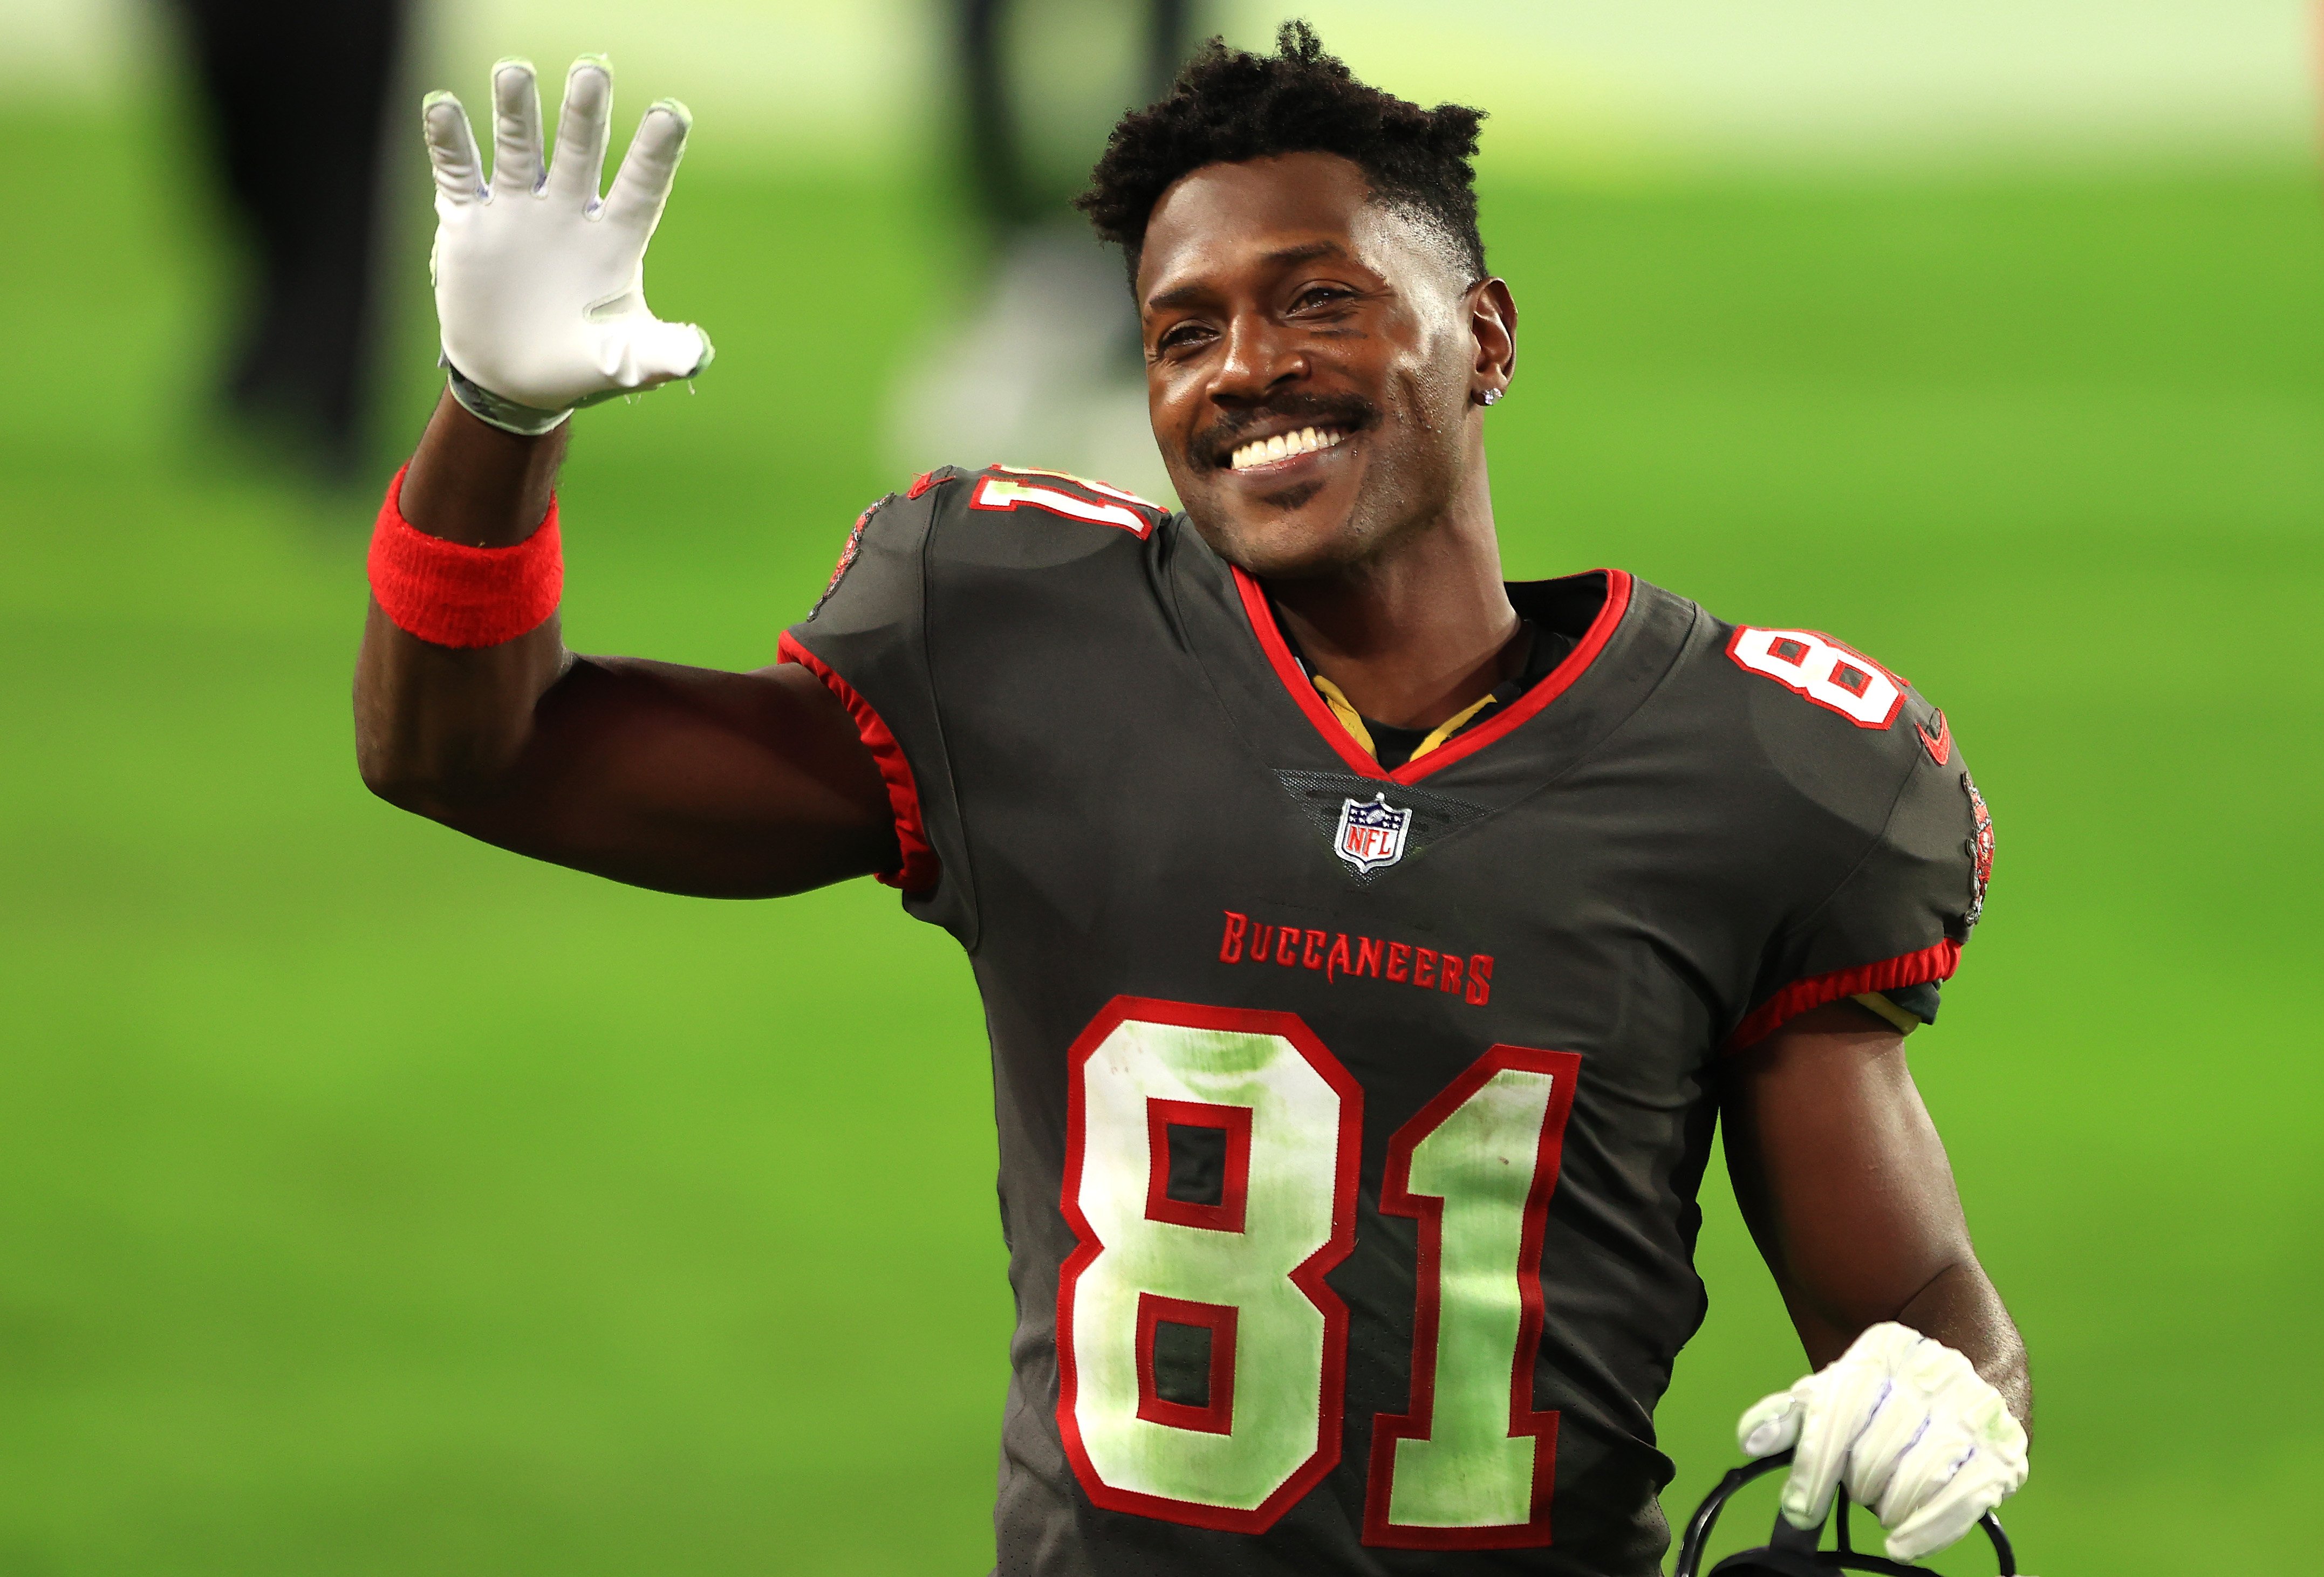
[
  {"xmin": 1738, "ymin": 1322, "xmax": 2028, "ymax": 1564},
  {"xmin": 422, "ymin": 55, "xmax": 712, "ymax": 433}
]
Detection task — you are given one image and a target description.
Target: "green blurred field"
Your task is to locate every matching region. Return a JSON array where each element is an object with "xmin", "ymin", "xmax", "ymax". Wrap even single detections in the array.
[{"xmin": 4, "ymin": 100, "xmax": 2320, "ymax": 1573}]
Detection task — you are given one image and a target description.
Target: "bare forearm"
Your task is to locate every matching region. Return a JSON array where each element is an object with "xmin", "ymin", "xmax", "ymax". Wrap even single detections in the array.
[
  {"xmin": 1729, "ymin": 1002, "xmax": 2031, "ymax": 1426},
  {"xmin": 401, "ymin": 388, "xmax": 566, "ymax": 547},
  {"xmin": 1771, "ymin": 1253, "xmax": 2029, "ymax": 1427},
  {"xmin": 354, "ymin": 393, "xmax": 569, "ymax": 802},
  {"xmin": 1898, "ymin": 1259, "xmax": 2031, "ymax": 1429}
]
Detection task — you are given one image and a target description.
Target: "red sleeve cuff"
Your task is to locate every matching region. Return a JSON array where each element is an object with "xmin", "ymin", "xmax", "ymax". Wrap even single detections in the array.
[
  {"xmin": 776, "ymin": 632, "xmax": 940, "ymax": 893},
  {"xmin": 1725, "ymin": 939, "xmax": 1961, "ymax": 1052}
]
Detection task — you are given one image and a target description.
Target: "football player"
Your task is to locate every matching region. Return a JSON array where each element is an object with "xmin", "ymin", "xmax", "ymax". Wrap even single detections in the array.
[{"xmin": 357, "ymin": 26, "xmax": 2029, "ymax": 1576}]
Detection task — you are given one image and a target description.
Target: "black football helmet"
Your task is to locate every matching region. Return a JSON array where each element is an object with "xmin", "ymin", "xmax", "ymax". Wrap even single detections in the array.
[{"xmin": 1672, "ymin": 1450, "xmax": 2018, "ymax": 1576}]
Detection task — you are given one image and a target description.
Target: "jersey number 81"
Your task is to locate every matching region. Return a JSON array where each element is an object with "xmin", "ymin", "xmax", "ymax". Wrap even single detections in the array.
[{"xmin": 1057, "ymin": 997, "xmax": 1581, "ymax": 1548}]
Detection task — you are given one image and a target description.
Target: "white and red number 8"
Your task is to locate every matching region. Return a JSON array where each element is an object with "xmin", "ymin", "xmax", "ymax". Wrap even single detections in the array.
[
  {"xmin": 1727, "ymin": 626, "xmax": 1905, "ymax": 728},
  {"xmin": 1056, "ymin": 996, "xmax": 1580, "ymax": 1545},
  {"xmin": 1057, "ymin": 999, "xmax": 1361, "ymax": 1530}
]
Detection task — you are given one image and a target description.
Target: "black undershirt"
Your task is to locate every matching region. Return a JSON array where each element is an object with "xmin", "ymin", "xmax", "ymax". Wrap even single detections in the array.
[
  {"xmin": 1360, "ymin": 619, "xmax": 1573, "ymax": 769},
  {"xmin": 1275, "ymin": 578, "xmax": 1592, "ymax": 771}
]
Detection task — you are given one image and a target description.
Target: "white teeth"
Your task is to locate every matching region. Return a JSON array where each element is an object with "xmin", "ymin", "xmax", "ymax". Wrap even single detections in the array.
[{"xmin": 1228, "ymin": 426, "xmax": 1347, "ymax": 470}]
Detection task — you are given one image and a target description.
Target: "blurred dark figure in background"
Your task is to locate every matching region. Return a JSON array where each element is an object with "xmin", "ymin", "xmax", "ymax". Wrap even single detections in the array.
[
  {"xmin": 172, "ymin": 0, "xmax": 410, "ymax": 478},
  {"xmin": 960, "ymin": 0, "xmax": 1194, "ymax": 232},
  {"xmin": 890, "ymin": 0, "xmax": 1199, "ymax": 499}
]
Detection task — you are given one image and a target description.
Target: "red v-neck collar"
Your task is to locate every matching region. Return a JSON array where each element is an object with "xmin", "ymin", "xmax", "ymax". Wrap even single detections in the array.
[{"xmin": 1229, "ymin": 565, "xmax": 1635, "ymax": 785}]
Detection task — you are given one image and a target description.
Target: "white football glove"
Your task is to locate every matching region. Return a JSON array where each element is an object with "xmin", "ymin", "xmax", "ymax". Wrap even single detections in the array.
[
  {"xmin": 1738, "ymin": 1322, "xmax": 2028, "ymax": 1564},
  {"xmin": 421, "ymin": 56, "xmax": 712, "ymax": 435}
]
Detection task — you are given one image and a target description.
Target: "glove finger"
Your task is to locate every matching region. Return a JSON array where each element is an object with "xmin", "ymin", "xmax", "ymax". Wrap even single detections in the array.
[
  {"xmin": 546, "ymin": 55, "xmax": 614, "ymax": 204},
  {"xmin": 1781, "ymin": 1366, "xmax": 1884, "ymax": 1529},
  {"xmin": 1882, "ymin": 1450, "xmax": 2008, "ymax": 1563},
  {"xmin": 1737, "ymin": 1391, "xmax": 1802, "ymax": 1458},
  {"xmin": 1780, "ymin": 1397, "xmax": 1848, "ymax": 1526},
  {"xmin": 601, "ymin": 99, "xmax": 692, "ymax": 234},
  {"xmin": 1871, "ymin": 1423, "xmax": 1974, "ymax": 1530},
  {"xmin": 421, "ymin": 92, "xmax": 484, "ymax": 207},
  {"xmin": 490, "ymin": 57, "xmax": 544, "ymax": 194},
  {"xmin": 1960, "ymin": 1385, "xmax": 2030, "ymax": 1466},
  {"xmin": 1843, "ymin": 1381, "xmax": 1931, "ymax": 1510}
]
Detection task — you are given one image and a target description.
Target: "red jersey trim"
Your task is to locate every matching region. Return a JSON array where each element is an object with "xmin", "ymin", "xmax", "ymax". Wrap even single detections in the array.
[
  {"xmin": 1230, "ymin": 567, "xmax": 1634, "ymax": 785},
  {"xmin": 775, "ymin": 631, "xmax": 939, "ymax": 894},
  {"xmin": 1725, "ymin": 939, "xmax": 1962, "ymax": 1052}
]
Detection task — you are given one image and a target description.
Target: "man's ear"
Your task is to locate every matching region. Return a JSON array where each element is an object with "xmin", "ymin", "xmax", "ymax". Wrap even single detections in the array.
[{"xmin": 1469, "ymin": 277, "xmax": 1516, "ymax": 406}]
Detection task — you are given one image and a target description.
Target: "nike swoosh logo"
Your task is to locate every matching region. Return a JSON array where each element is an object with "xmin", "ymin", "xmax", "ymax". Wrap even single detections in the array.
[{"xmin": 1916, "ymin": 710, "xmax": 1952, "ymax": 765}]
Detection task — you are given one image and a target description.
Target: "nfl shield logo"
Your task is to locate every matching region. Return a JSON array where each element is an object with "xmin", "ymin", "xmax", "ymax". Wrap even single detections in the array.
[{"xmin": 1334, "ymin": 792, "xmax": 1413, "ymax": 873}]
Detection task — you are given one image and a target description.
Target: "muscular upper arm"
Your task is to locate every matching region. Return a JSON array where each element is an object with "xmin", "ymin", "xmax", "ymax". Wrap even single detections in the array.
[
  {"xmin": 367, "ymin": 618, "xmax": 898, "ymax": 898},
  {"xmin": 1722, "ymin": 1000, "xmax": 1976, "ymax": 1367}
]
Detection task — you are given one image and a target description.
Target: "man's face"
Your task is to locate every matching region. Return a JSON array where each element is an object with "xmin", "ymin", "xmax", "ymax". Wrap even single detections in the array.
[{"xmin": 1136, "ymin": 152, "xmax": 1506, "ymax": 578}]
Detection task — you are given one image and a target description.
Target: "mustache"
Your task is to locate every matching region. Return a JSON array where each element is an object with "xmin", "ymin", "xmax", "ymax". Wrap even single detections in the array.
[{"xmin": 1190, "ymin": 393, "xmax": 1379, "ymax": 470}]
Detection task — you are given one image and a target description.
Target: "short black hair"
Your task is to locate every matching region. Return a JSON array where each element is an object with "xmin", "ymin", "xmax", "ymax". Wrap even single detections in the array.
[{"xmin": 1076, "ymin": 20, "xmax": 1488, "ymax": 287}]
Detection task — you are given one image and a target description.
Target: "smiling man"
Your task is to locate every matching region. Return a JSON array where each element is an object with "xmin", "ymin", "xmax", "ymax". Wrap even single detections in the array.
[{"xmin": 357, "ymin": 25, "xmax": 2028, "ymax": 1577}]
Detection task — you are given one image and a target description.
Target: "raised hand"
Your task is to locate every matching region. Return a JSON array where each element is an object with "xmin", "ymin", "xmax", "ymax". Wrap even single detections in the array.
[
  {"xmin": 421, "ymin": 56, "xmax": 712, "ymax": 434},
  {"xmin": 1737, "ymin": 1322, "xmax": 2029, "ymax": 1563}
]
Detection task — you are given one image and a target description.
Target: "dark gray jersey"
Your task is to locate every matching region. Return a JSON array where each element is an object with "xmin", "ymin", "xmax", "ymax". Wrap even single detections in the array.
[{"xmin": 778, "ymin": 465, "xmax": 1990, "ymax": 1577}]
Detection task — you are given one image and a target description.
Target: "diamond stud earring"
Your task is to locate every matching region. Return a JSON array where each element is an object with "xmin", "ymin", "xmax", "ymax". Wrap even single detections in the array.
[{"xmin": 1478, "ymin": 388, "xmax": 1502, "ymax": 407}]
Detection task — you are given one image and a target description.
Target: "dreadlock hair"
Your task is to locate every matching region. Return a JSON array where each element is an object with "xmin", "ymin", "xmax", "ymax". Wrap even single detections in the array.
[{"xmin": 1076, "ymin": 20, "xmax": 1487, "ymax": 288}]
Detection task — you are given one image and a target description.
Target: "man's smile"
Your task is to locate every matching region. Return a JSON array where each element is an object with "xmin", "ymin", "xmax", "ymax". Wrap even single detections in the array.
[{"xmin": 1226, "ymin": 422, "xmax": 1351, "ymax": 473}]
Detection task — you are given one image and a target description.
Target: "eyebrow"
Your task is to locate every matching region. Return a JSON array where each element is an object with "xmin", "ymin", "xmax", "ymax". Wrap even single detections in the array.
[{"xmin": 1142, "ymin": 241, "xmax": 1354, "ymax": 313}]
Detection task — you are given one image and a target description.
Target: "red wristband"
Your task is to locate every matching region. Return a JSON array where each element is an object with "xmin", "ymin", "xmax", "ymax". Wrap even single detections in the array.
[{"xmin": 367, "ymin": 464, "xmax": 564, "ymax": 648}]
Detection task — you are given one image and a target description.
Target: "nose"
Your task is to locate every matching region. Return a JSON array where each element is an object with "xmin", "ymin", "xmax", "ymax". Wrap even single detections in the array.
[{"xmin": 1206, "ymin": 309, "xmax": 1305, "ymax": 408}]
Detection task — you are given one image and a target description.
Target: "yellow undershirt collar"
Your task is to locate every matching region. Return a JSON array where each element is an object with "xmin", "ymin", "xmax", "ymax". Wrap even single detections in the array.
[{"xmin": 1311, "ymin": 674, "xmax": 1499, "ymax": 766}]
